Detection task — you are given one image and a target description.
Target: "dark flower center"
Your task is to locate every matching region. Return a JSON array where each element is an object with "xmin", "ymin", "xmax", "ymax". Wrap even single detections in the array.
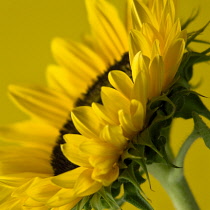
[{"xmin": 51, "ymin": 52, "xmax": 131, "ymax": 176}]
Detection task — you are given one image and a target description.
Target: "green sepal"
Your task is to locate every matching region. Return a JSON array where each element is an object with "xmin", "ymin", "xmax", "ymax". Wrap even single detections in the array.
[
  {"xmin": 193, "ymin": 112, "xmax": 210, "ymax": 149},
  {"xmin": 123, "ymin": 182, "xmax": 153, "ymax": 210},
  {"xmin": 119, "ymin": 162, "xmax": 145, "ymax": 188},
  {"xmin": 98, "ymin": 186, "xmax": 121, "ymax": 210},
  {"xmin": 89, "ymin": 193, "xmax": 110, "ymax": 210},
  {"xmin": 170, "ymin": 89, "xmax": 210, "ymax": 120},
  {"xmin": 72, "ymin": 196, "xmax": 91, "ymax": 210},
  {"xmin": 137, "ymin": 129, "xmax": 163, "ymax": 158},
  {"xmin": 118, "ymin": 162, "xmax": 153, "ymax": 210},
  {"xmin": 134, "ymin": 158, "xmax": 152, "ymax": 190},
  {"xmin": 186, "ymin": 21, "xmax": 210, "ymax": 46},
  {"xmin": 178, "ymin": 48, "xmax": 210, "ymax": 83},
  {"xmin": 111, "ymin": 180, "xmax": 122, "ymax": 198},
  {"xmin": 182, "ymin": 9, "xmax": 199, "ymax": 30},
  {"xmin": 191, "ymin": 39, "xmax": 210, "ymax": 45}
]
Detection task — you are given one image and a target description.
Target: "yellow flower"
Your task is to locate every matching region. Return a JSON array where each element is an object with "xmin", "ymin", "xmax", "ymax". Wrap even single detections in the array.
[
  {"xmin": 130, "ymin": 0, "xmax": 187, "ymax": 97},
  {"xmin": 0, "ymin": 0, "xmax": 128, "ymax": 209},
  {"xmin": 0, "ymin": 0, "xmax": 187, "ymax": 209},
  {"xmin": 58, "ymin": 0, "xmax": 187, "ymax": 207}
]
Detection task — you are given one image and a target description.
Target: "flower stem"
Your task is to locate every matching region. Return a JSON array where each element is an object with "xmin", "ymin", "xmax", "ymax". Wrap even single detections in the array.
[
  {"xmin": 147, "ymin": 130, "xmax": 200, "ymax": 210},
  {"xmin": 147, "ymin": 163, "xmax": 199, "ymax": 210}
]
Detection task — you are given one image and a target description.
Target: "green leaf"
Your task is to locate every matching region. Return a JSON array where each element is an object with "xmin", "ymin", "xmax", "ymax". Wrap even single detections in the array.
[
  {"xmin": 124, "ymin": 182, "xmax": 153, "ymax": 210},
  {"xmin": 193, "ymin": 112, "xmax": 210, "ymax": 149},
  {"xmin": 173, "ymin": 92, "xmax": 210, "ymax": 120}
]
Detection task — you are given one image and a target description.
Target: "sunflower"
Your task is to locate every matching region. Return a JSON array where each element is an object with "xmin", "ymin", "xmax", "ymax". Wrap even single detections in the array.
[
  {"xmin": 0, "ymin": 0, "xmax": 188, "ymax": 209},
  {"xmin": 28, "ymin": 0, "xmax": 186, "ymax": 209},
  {"xmin": 0, "ymin": 0, "xmax": 129, "ymax": 209}
]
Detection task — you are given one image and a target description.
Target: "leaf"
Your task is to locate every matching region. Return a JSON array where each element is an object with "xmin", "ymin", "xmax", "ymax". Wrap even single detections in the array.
[
  {"xmin": 193, "ymin": 112, "xmax": 210, "ymax": 149},
  {"xmin": 123, "ymin": 182, "xmax": 154, "ymax": 210},
  {"xmin": 173, "ymin": 92, "xmax": 210, "ymax": 120}
]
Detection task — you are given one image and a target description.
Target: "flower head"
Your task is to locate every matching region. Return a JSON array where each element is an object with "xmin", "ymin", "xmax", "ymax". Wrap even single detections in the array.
[
  {"xmin": 0, "ymin": 0, "xmax": 200, "ymax": 209},
  {"xmin": 0, "ymin": 0, "xmax": 129, "ymax": 208}
]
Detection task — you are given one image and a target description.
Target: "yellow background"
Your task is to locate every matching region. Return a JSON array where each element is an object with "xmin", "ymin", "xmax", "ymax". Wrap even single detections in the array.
[{"xmin": 0, "ymin": 0, "xmax": 209, "ymax": 209}]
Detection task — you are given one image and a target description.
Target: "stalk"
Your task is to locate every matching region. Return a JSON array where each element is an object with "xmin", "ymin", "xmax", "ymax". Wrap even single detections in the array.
[{"xmin": 147, "ymin": 130, "xmax": 200, "ymax": 210}]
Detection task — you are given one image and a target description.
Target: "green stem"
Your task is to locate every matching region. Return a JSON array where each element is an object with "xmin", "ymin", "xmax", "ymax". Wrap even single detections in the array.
[
  {"xmin": 174, "ymin": 130, "xmax": 199, "ymax": 168},
  {"xmin": 147, "ymin": 163, "xmax": 200, "ymax": 210},
  {"xmin": 147, "ymin": 130, "xmax": 200, "ymax": 210}
]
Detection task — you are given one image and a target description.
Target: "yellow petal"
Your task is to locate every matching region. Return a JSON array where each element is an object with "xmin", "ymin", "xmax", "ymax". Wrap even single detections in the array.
[
  {"xmin": 131, "ymin": 51, "xmax": 150, "ymax": 82},
  {"xmin": 150, "ymin": 0, "xmax": 165, "ymax": 24},
  {"xmin": 71, "ymin": 106, "xmax": 104, "ymax": 139},
  {"xmin": 118, "ymin": 109, "xmax": 138, "ymax": 138},
  {"xmin": 0, "ymin": 198, "xmax": 22, "ymax": 210},
  {"xmin": 101, "ymin": 87, "xmax": 130, "ymax": 122},
  {"xmin": 93, "ymin": 165, "xmax": 119, "ymax": 186},
  {"xmin": 131, "ymin": 71, "xmax": 148, "ymax": 109},
  {"xmin": 74, "ymin": 169, "xmax": 102, "ymax": 196},
  {"xmin": 51, "ymin": 199, "xmax": 82, "ymax": 210},
  {"xmin": 89, "ymin": 156, "xmax": 118, "ymax": 175},
  {"xmin": 52, "ymin": 167, "xmax": 86, "ymax": 188},
  {"xmin": 163, "ymin": 38, "xmax": 185, "ymax": 89},
  {"xmin": 129, "ymin": 29, "xmax": 151, "ymax": 62},
  {"xmin": 46, "ymin": 65, "xmax": 86, "ymax": 101},
  {"xmin": 47, "ymin": 188, "xmax": 78, "ymax": 207},
  {"xmin": 92, "ymin": 102, "xmax": 114, "ymax": 125},
  {"xmin": 0, "ymin": 120, "xmax": 58, "ymax": 149},
  {"xmin": 130, "ymin": 99, "xmax": 145, "ymax": 130},
  {"xmin": 86, "ymin": 0, "xmax": 127, "ymax": 64},
  {"xmin": 28, "ymin": 177, "xmax": 60, "ymax": 203},
  {"xmin": 80, "ymin": 139, "xmax": 122, "ymax": 157},
  {"xmin": 51, "ymin": 38, "xmax": 106, "ymax": 75},
  {"xmin": 149, "ymin": 55, "xmax": 164, "ymax": 98},
  {"xmin": 108, "ymin": 70, "xmax": 133, "ymax": 99},
  {"xmin": 162, "ymin": 0, "xmax": 175, "ymax": 24},
  {"xmin": 8, "ymin": 85, "xmax": 72, "ymax": 129},
  {"xmin": 100, "ymin": 125, "xmax": 127, "ymax": 148},
  {"xmin": 0, "ymin": 173, "xmax": 48, "ymax": 188},
  {"xmin": 24, "ymin": 197, "xmax": 44, "ymax": 207},
  {"xmin": 0, "ymin": 147, "xmax": 53, "ymax": 175},
  {"xmin": 132, "ymin": 0, "xmax": 157, "ymax": 30},
  {"xmin": 62, "ymin": 134, "xmax": 91, "ymax": 168}
]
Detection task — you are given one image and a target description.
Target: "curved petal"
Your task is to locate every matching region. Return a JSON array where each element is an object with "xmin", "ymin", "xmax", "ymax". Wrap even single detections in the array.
[
  {"xmin": 8, "ymin": 85, "xmax": 72, "ymax": 129},
  {"xmin": 71, "ymin": 106, "xmax": 104, "ymax": 139},
  {"xmin": 74, "ymin": 169, "xmax": 102, "ymax": 197},
  {"xmin": 52, "ymin": 167, "xmax": 86, "ymax": 189},
  {"xmin": 100, "ymin": 125, "xmax": 128, "ymax": 148},
  {"xmin": 108, "ymin": 70, "xmax": 133, "ymax": 99},
  {"xmin": 62, "ymin": 134, "xmax": 91, "ymax": 168},
  {"xmin": 0, "ymin": 120, "xmax": 58, "ymax": 148},
  {"xmin": 86, "ymin": 0, "xmax": 128, "ymax": 64}
]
